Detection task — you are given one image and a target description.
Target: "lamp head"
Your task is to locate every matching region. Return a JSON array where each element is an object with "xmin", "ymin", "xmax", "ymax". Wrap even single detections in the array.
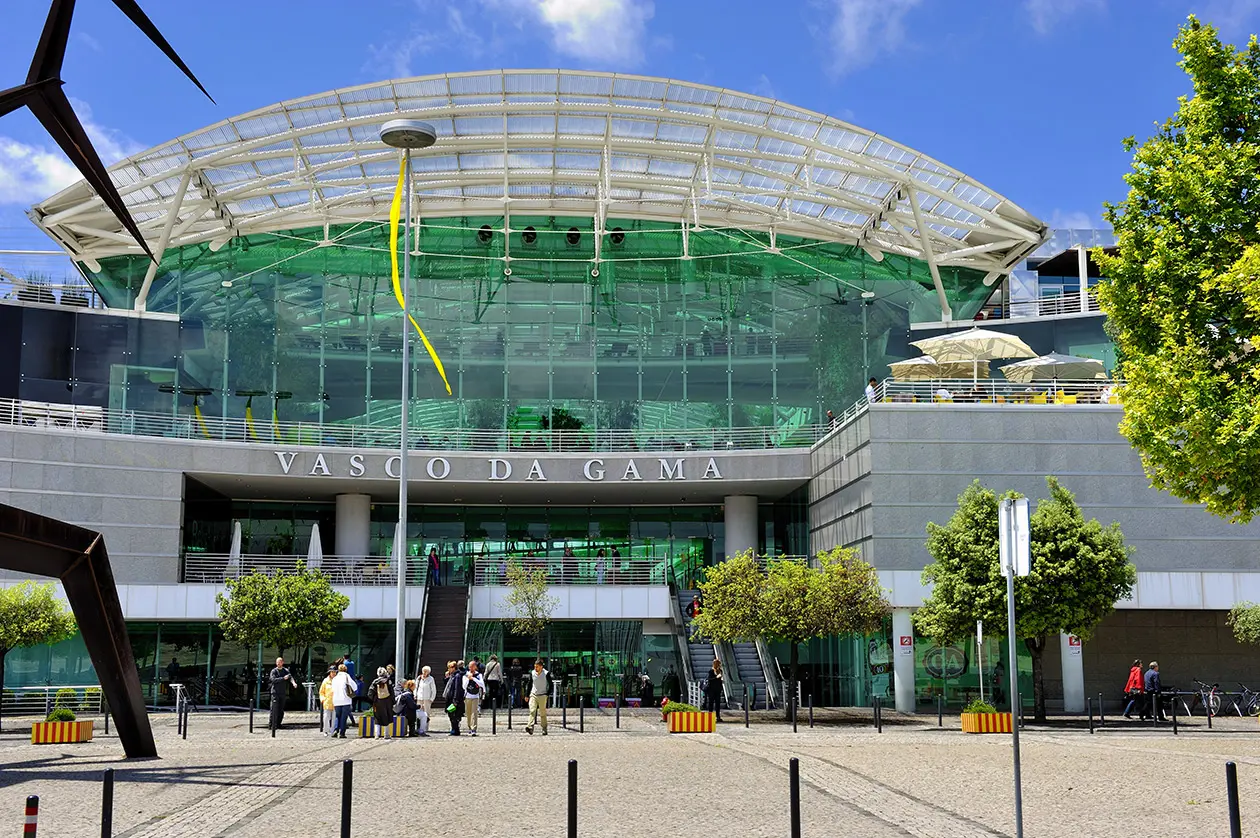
[{"xmin": 379, "ymin": 119, "xmax": 438, "ymax": 150}]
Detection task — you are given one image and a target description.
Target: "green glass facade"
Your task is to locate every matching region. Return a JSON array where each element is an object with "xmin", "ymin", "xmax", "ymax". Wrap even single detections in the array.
[{"xmin": 85, "ymin": 217, "xmax": 990, "ymax": 434}]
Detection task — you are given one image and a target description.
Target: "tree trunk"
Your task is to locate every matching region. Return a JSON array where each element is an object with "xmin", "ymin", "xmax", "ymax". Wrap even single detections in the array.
[
  {"xmin": 0, "ymin": 648, "xmax": 7, "ymax": 732},
  {"xmin": 785, "ymin": 642, "xmax": 799, "ymax": 721},
  {"xmin": 1025, "ymin": 636, "xmax": 1047, "ymax": 722}
]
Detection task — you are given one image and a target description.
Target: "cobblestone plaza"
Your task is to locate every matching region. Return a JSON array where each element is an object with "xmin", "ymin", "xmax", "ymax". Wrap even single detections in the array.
[{"xmin": 0, "ymin": 711, "xmax": 1255, "ymax": 837}]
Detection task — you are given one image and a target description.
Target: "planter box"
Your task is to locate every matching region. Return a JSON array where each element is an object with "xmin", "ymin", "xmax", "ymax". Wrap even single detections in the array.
[
  {"xmin": 667, "ymin": 711, "xmax": 715, "ymax": 733},
  {"xmin": 960, "ymin": 712, "xmax": 1012, "ymax": 734},
  {"xmin": 31, "ymin": 720, "xmax": 94, "ymax": 745}
]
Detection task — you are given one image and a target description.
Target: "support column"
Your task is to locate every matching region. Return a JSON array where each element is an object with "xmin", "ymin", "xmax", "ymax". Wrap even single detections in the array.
[
  {"xmin": 892, "ymin": 608, "xmax": 916, "ymax": 714},
  {"xmin": 335, "ymin": 494, "xmax": 371, "ymax": 560},
  {"xmin": 723, "ymin": 495, "xmax": 757, "ymax": 559},
  {"xmin": 1077, "ymin": 245, "xmax": 1090, "ymax": 314},
  {"xmin": 1060, "ymin": 632, "xmax": 1085, "ymax": 713}
]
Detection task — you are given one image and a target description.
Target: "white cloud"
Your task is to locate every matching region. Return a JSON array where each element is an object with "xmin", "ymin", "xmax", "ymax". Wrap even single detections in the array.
[
  {"xmin": 1048, "ymin": 209, "xmax": 1097, "ymax": 230},
  {"xmin": 1203, "ymin": 0, "xmax": 1260, "ymax": 36},
  {"xmin": 812, "ymin": 0, "xmax": 923, "ymax": 77},
  {"xmin": 1024, "ymin": 0, "xmax": 1105, "ymax": 35},
  {"xmin": 532, "ymin": 0, "xmax": 654, "ymax": 66},
  {"xmin": 0, "ymin": 101, "xmax": 143, "ymax": 205},
  {"xmin": 751, "ymin": 74, "xmax": 778, "ymax": 100}
]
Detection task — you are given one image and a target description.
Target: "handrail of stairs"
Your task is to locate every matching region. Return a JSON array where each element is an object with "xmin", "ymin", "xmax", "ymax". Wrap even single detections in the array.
[
  {"xmin": 669, "ymin": 592, "xmax": 696, "ymax": 686},
  {"xmin": 462, "ymin": 581, "xmax": 473, "ymax": 661},
  {"xmin": 755, "ymin": 636, "xmax": 781, "ymax": 709},
  {"xmin": 411, "ymin": 566, "xmax": 431, "ymax": 680}
]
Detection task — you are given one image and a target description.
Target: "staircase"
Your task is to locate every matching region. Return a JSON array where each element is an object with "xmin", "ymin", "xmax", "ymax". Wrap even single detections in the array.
[
  {"xmin": 731, "ymin": 642, "xmax": 771, "ymax": 709},
  {"xmin": 418, "ymin": 586, "xmax": 468, "ymax": 673},
  {"xmin": 676, "ymin": 590, "xmax": 716, "ymax": 694}
]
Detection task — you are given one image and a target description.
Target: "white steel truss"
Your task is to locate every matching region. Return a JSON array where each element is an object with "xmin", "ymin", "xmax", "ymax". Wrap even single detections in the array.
[{"xmin": 29, "ymin": 69, "xmax": 1046, "ymax": 288}]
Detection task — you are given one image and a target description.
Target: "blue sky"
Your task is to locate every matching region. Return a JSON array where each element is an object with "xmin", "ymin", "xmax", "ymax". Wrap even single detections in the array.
[{"xmin": 0, "ymin": 0, "xmax": 1255, "ymax": 271}]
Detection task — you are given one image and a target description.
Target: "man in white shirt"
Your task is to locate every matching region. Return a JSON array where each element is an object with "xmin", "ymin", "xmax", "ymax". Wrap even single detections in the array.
[
  {"xmin": 330, "ymin": 663, "xmax": 355, "ymax": 739},
  {"xmin": 864, "ymin": 377, "xmax": 878, "ymax": 403},
  {"xmin": 526, "ymin": 658, "xmax": 550, "ymax": 736},
  {"xmin": 462, "ymin": 660, "xmax": 486, "ymax": 736}
]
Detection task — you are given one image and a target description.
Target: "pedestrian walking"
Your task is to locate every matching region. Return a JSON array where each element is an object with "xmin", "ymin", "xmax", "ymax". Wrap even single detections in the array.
[
  {"xmin": 507, "ymin": 657, "xmax": 523, "ymax": 708},
  {"xmin": 416, "ymin": 665, "xmax": 436, "ymax": 736},
  {"xmin": 463, "ymin": 660, "xmax": 486, "ymax": 736},
  {"xmin": 386, "ymin": 664, "xmax": 397, "ymax": 693},
  {"xmin": 319, "ymin": 665, "xmax": 337, "ymax": 735},
  {"xmin": 704, "ymin": 659, "xmax": 724, "ymax": 722},
  {"xmin": 429, "ymin": 546, "xmax": 441, "ymax": 586},
  {"xmin": 484, "ymin": 655, "xmax": 503, "ymax": 708},
  {"xmin": 268, "ymin": 657, "xmax": 299, "ymax": 732},
  {"xmin": 1143, "ymin": 661, "xmax": 1166, "ymax": 721},
  {"xmin": 396, "ymin": 680, "xmax": 419, "ymax": 736},
  {"xmin": 370, "ymin": 667, "xmax": 394, "ymax": 735},
  {"xmin": 354, "ymin": 673, "xmax": 367, "ymax": 712},
  {"xmin": 331, "ymin": 663, "xmax": 355, "ymax": 738},
  {"xmin": 442, "ymin": 661, "xmax": 465, "ymax": 735},
  {"xmin": 1122, "ymin": 658, "xmax": 1143, "ymax": 718},
  {"xmin": 526, "ymin": 658, "xmax": 551, "ymax": 736}
]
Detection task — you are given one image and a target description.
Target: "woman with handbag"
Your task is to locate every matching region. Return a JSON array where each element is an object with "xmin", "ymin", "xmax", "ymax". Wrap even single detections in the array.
[
  {"xmin": 331, "ymin": 663, "xmax": 356, "ymax": 738},
  {"xmin": 416, "ymin": 665, "xmax": 436, "ymax": 737},
  {"xmin": 1122, "ymin": 658, "xmax": 1143, "ymax": 718},
  {"xmin": 442, "ymin": 660, "xmax": 465, "ymax": 736}
]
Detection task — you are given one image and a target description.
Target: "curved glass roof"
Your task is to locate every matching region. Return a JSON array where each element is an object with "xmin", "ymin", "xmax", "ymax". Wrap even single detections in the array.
[{"xmin": 29, "ymin": 69, "xmax": 1045, "ymax": 283}]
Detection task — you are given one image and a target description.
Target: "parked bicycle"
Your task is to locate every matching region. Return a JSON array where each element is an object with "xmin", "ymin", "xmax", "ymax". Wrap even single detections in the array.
[
  {"xmin": 1190, "ymin": 679, "xmax": 1222, "ymax": 717},
  {"xmin": 1231, "ymin": 683, "xmax": 1260, "ymax": 717}
]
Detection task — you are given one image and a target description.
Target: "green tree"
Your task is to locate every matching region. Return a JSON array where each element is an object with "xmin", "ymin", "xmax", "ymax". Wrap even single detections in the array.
[
  {"xmin": 0, "ymin": 582, "xmax": 77, "ymax": 730},
  {"xmin": 1096, "ymin": 17, "xmax": 1260, "ymax": 522},
  {"xmin": 692, "ymin": 548, "xmax": 890, "ymax": 714},
  {"xmin": 915, "ymin": 478, "xmax": 1136, "ymax": 721},
  {"xmin": 1227, "ymin": 602, "xmax": 1260, "ymax": 646},
  {"xmin": 500, "ymin": 563, "xmax": 559, "ymax": 655},
  {"xmin": 215, "ymin": 563, "xmax": 349, "ymax": 676}
]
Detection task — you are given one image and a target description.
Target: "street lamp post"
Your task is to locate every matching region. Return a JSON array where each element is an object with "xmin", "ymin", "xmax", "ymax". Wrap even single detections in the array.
[{"xmin": 379, "ymin": 119, "xmax": 437, "ymax": 680}]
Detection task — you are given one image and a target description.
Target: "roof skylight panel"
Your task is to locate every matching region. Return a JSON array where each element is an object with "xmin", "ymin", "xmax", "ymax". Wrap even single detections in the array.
[
  {"xmin": 766, "ymin": 115, "xmax": 815, "ymax": 139},
  {"xmin": 820, "ymin": 205, "xmax": 868, "ymax": 226},
  {"xmin": 449, "ymin": 73, "xmax": 503, "ymax": 96},
  {"xmin": 951, "ymin": 182, "xmax": 998, "ymax": 211},
  {"xmin": 559, "ymin": 73, "xmax": 613, "ymax": 96},
  {"xmin": 412, "ymin": 154, "xmax": 460, "ymax": 173},
  {"xmin": 655, "ymin": 122, "xmax": 706, "ymax": 144},
  {"xmin": 507, "ymin": 114, "xmax": 556, "ymax": 135},
  {"xmin": 272, "ymin": 189, "xmax": 311, "ymax": 208},
  {"xmin": 757, "ymin": 136, "xmax": 806, "ymax": 157},
  {"xmin": 340, "ymin": 84, "xmax": 394, "ymax": 102},
  {"xmin": 558, "ymin": 115, "xmax": 605, "ymax": 136},
  {"xmin": 459, "ymin": 152, "xmax": 505, "ymax": 170},
  {"xmin": 302, "ymin": 128, "xmax": 354, "ymax": 148},
  {"xmin": 716, "ymin": 108, "xmax": 768, "ymax": 129},
  {"xmin": 182, "ymin": 124, "xmax": 238, "ymax": 150},
  {"xmin": 788, "ymin": 199, "xmax": 828, "ymax": 217},
  {"xmin": 202, "ymin": 166, "xmax": 254, "ymax": 186},
  {"xmin": 452, "ymin": 116, "xmax": 500, "ymax": 136},
  {"xmin": 610, "ymin": 154, "xmax": 650, "ymax": 174},
  {"xmin": 226, "ymin": 196, "xmax": 275, "ymax": 213},
  {"xmin": 612, "ymin": 78, "xmax": 667, "ymax": 101},
  {"xmin": 713, "ymin": 129, "xmax": 759, "ymax": 150},
  {"xmin": 555, "ymin": 152, "xmax": 600, "ymax": 170},
  {"xmin": 509, "ymin": 151, "xmax": 554, "ymax": 169},
  {"xmin": 393, "ymin": 78, "xmax": 448, "ymax": 98},
  {"xmin": 662, "ymin": 102, "xmax": 714, "ymax": 119},
  {"xmin": 233, "ymin": 113, "xmax": 289, "ymax": 140},
  {"xmin": 288, "ymin": 105, "xmax": 336, "ymax": 130},
  {"xmin": 647, "ymin": 159, "xmax": 694, "ymax": 179},
  {"xmin": 610, "ymin": 118, "xmax": 656, "ymax": 139},
  {"xmin": 717, "ymin": 92, "xmax": 772, "ymax": 113},
  {"xmin": 345, "ymin": 100, "xmax": 396, "ymax": 119}
]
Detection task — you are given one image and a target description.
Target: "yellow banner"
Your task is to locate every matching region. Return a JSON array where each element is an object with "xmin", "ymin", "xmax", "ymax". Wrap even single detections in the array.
[{"xmin": 390, "ymin": 158, "xmax": 451, "ymax": 395}]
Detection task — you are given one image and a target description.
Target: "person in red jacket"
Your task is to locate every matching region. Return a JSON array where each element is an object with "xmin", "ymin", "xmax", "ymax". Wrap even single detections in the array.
[{"xmin": 1122, "ymin": 659, "xmax": 1143, "ymax": 718}]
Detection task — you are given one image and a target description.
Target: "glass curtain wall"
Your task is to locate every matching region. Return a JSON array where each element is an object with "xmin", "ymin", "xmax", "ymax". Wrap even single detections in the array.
[{"xmin": 81, "ymin": 217, "xmax": 992, "ymax": 433}]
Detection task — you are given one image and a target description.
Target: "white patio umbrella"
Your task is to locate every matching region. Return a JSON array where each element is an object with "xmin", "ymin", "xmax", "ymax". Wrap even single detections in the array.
[
  {"xmin": 225, "ymin": 520, "xmax": 242, "ymax": 577},
  {"xmin": 911, "ymin": 327, "xmax": 1036, "ymax": 381},
  {"xmin": 889, "ymin": 354, "xmax": 990, "ymax": 381},
  {"xmin": 1000, "ymin": 353, "xmax": 1106, "ymax": 384},
  {"xmin": 306, "ymin": 522, "xmax": 324, "ymax": 570}
]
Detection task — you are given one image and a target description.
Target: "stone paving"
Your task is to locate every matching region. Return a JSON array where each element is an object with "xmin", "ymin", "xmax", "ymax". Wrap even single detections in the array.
[{"xmin": 0, "ymin": 708, "xmax": 1256, "ymax": 837}]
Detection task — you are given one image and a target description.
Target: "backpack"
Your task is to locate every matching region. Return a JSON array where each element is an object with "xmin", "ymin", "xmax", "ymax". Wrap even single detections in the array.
[
  {"xmin": 376, "ymin": 680, "xmax": 391, "ymax": 700},
  {"xmin": 466, "ymin": 677, "xmax": 481, "ymax": 696}
]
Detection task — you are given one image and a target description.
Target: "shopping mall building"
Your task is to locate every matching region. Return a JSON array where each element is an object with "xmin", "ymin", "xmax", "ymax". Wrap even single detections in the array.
[{"xmin": 2, "ymin": 70, "xmax": 1257, "ymax": 715}]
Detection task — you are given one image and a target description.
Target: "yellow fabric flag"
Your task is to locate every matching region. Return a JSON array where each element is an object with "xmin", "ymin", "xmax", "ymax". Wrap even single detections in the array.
[
  {"xmin": 390, "ymin": 158, "xmax": 452, "ymax": 395},
  {"xmin": 193, "ymin": 401, "xmax": 211, "ymax": 439}
]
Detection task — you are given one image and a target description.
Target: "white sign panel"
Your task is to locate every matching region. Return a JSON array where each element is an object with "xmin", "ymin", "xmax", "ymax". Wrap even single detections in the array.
[{"xmin": 999, "ymin": 498, "xmax": 1031, "ymax": 578}]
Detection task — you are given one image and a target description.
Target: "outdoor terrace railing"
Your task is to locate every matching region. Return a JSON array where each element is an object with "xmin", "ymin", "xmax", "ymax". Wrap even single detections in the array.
[
  {"xmin": 0, "ymin": 397, "xmax": 826, "ymax": 453},
  {"xmin": 471, "ymin": 556, "xmax": 669, "ymax": 586},
  {"xmin": 871, "ymin": 378, "xmax": 1119, "ymax": 406},
  {"xmin": 181, "ymin": 553, "xmax": 425, "ymax": 586}
]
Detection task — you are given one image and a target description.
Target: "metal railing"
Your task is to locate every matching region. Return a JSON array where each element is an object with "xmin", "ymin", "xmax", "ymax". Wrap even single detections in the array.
[
  {"xmin": 471, "ymin": 556, "xmax": 669, "ymax": 586},
  {"xmin": 181, "ymin": 553, "xmax": 426, "ymax": 586},
  {"xmin": 0, "ymin": 396, "xmax": 826, "ymax": 453},
  {"xmin": 873, "ymin": 378, "xmax": 1119, "ymax": 406},
  {"xmin": 1, "ymin": 282, "xmax": 106, "ymax": 310},
  {"xmin": 1, "ymin": 685, "xmax": 104, "ymax": 716}
]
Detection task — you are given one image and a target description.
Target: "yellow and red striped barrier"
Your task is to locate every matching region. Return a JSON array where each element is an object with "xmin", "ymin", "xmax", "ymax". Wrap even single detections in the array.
[
  {"xmin": 667, "ymin": 711, "xmax": 715, "ymax": 733},
  {"xmin": 960, "ymin": 712, "xmax": 1012, "ymax": 733},
  {"xmin": 30, "ymin": 720, "xmax": 94, "ymax": 744}
]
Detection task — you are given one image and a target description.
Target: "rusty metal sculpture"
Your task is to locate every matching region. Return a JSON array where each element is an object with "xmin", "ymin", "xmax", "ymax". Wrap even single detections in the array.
[
  {"xmin": 0, "ymin": 0, "xmax": 213, "ymax": 259},
  {"xmin": 0, "ymin": 503, "xmax": 156, "ymax": 758}
]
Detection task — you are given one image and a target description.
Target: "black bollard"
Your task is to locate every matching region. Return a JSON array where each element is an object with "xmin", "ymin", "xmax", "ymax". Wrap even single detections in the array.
[
  {"xmin": 792, "ymin": 693, "xmax": 797, "ymax": 733},
  {"xmin": 341, "ymin": 760, "xmax": 353, "ymax": 838},
  {"xmin": 1226, "ymin": 761, "xmax": 1242, "ymax": 838},
  {"xmin": 562, "ymin": 692, "xmax": 568, "ymax": 729},
  {"xmin": 101, "ymin": 768, "xmax": 113, "ymax": 838},
  {"xmin": 579, "ymin": 695, "xmax": 584, "ymax": 733},
  {"xmin": 808, "ymin": 692, "xmax": 814, "ymax": 728},
  {"xmin": 1172, "ymin": 694, "xmax": 1178, "ymax": 735},
  {"xmin": 249, "ymin": 704, "xmax": 254, "ymax": 734},
  {"xmin": 1098, "ymin": 692, "xmax": 1105, "ymax": 726},
  {"xmin": 1207, "ymin": 697, "xmax": 1213, "ymax": 729},
  {"xmin": 182, "ymin": 704, "xmax": 188, "ymax": 741},
  {"xmin": 508, "ymin": 697, "xmax": 512, "ymax": 730},
  {"xmin": 937, "ymin": 695, "xmax": 943, "ymax": 727},
  {"xmin": 567, "ymin": 759, "xmax": 578, "ymax": 838},
  {"xmin": 789, "ymin": 758, "xmax": 801, "ymax": 838},
  {"xmin": 745, "ymin": 685, "xmax": 750, "ymax": 729},
  {"xmin": 25, "ymin": 795, "xmax": 39, "ymax": 837},
  {"xmin": 1087, "ymin": 697, "xmax": 1094, "ymax": 734},
  {"xmin": 104, "ymin": 698, "xmax": 109, "ymax": 736},
  {"xmin": 492, "ymin": 702, "xmax": 497, "ymax": 735},
  {"xmin": 616, "ymin": 691, "xmax": 621, "ymax": 729},
  {"xmin": 876, "ymin": 697, "xmax": 883, "ymax": 734}
]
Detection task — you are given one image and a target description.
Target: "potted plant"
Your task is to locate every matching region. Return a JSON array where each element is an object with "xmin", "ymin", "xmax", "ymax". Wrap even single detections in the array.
[
  {"xmin": 31, "ymin": 707, "xmax": 94, "ymax": 744},
  {"xmin": 660, "ymin": 700, "xmax": 715, "ymax": 733},
  {"xmin": 959, "ymin": 699, "xmax": 1012, "ymax": 734}
]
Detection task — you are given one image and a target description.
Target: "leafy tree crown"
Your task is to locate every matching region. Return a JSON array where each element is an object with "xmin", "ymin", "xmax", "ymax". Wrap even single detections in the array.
[
  {"xmin": 0, "ymin": 581, "xmax": 77, "ymax": 653},
  {"xmin": 215, "ymin": 562, "xmax": 348, "ymax": 651}
]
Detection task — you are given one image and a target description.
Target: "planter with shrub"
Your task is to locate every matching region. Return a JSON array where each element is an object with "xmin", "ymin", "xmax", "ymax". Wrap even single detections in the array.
[
  {"xmin": 31, "ymin": 707, "xmax": 94, "ymax": 744},
  {"xmin": 659, "ymin": 700, "xmax": 715, "ymax": 733},
  {"xmin": 959, "ymin": 699, "xmax": 1012, "ymax": 734}
]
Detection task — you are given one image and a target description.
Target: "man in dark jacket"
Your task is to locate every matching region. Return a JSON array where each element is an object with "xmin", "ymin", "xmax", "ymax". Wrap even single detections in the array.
[
  {"xmin": 268, "ymin": 657, "xmax": 299, "ymax": 731},
  {"xmin": 1142, "ymin": 661, "xmax": 1165, "ymax": 721}
]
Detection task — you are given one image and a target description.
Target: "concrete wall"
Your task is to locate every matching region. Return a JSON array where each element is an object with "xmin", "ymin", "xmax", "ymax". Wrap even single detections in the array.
[
  {"xmin": 861, "ymin": 403, "xmax": 1260, "ymax": 573},
  {"xmin": 808, "ymin": 414, "xmax": 874, "ymax": 557}
]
